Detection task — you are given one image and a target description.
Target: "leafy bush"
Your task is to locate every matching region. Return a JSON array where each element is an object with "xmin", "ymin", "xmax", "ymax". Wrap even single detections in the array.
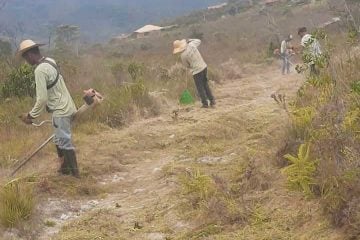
[
  {"xmin": 290, "ymin": 106, "xmax": 315, "ymax": 140},
  {"xmin": 343, "ymin": 108, "xmax": 360, "ymax": 137},
  {"xmin": 282, "ymin": 143, "xmax": 317, "ymax": 196},
  {"xmin": 128, "ymin": 62, "xmax": 145, "ymax": 81},
  {"xmin": 91, "ymin": 80, "xmax": 156, "ymax": 127},
  {"xmin": 110, "ymin": 61, "xmax": 127, "ymax": 84},
  {"xmin": 1, "ymin": 64, "xmax": 35, "ymax": 99},
  {"xmin": 350, "ymin": 80, "xmax": 360, "ymax": 95},
  {"xmin": 180, "ymin": 169, "xmax": 215, "ymax": 207},
  {"xmin": 0, "ymin": 179, "xmax": 35, "ymax": 227}
]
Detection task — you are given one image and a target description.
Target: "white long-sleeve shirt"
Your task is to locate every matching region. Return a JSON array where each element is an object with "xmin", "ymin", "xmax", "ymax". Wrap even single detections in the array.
[
  {"xmin": 29, "ymin": 58, "xmax": 77, "ymax": 118},
  {"xmin": 180, "ymin": 39, "xmax": 207, "ymax": 75},
  {"xmin": 301, "ymin": 34, "xmax": 322, "ymax": 57},
  {"xmin": 280, "ymin": 40, "xmax": 287, "ymax": 54}
]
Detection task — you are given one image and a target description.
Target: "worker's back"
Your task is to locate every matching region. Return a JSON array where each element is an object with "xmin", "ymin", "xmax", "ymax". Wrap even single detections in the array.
[
  {"xmin": 33, "ymin": 58, "xmax": 77, "ymax": 118},
  {"xmin": 181, "ymin": 39, "xmax": 207, "ymax": 75}
]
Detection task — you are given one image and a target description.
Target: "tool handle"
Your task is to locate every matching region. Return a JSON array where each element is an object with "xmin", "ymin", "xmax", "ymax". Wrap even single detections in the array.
[{"xmin": 32, "ymin": 120, "xmax": 52, "ymax": 127}]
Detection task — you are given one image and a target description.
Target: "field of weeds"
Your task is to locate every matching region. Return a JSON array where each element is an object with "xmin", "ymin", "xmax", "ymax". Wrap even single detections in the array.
[{"xmin": 0, "ymin": 0, "xmax": 359, "ymax": 239}]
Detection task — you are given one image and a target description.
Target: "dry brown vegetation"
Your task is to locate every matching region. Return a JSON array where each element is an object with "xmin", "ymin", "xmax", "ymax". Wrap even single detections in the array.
[{"xmin": 0, "ymin": 0, "xmax": 360, "ymax": 239}]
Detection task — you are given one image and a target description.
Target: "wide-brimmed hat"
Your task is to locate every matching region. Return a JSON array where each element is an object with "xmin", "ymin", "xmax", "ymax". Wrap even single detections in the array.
[
  {"xmin": 173, "ymin": 39, "xmax": 187, "ymax": 54},
  {"xmin": 17, "ymin": 39, "xmax": 45, "ymax": 56}
]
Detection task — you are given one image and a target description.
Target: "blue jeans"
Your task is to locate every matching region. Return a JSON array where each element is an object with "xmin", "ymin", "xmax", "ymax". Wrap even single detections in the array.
[
  {"xmin": 282, "ymin": 54, "xmax": 291, "ymax": 74},
  {"xmin": 53, "ymin": 116, "xmax": 75, "ymax": 150}
]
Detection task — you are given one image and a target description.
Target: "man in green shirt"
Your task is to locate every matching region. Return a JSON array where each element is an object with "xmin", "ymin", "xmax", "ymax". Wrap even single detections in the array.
[{"xmin": 18, "ymin": 39, "xmax": 80, "ymax": 178}]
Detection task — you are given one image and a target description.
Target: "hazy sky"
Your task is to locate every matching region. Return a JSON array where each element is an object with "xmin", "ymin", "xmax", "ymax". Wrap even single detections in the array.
[{"xmin": 1, "ymin": 0, "xmax": 223, "ymax": 41}]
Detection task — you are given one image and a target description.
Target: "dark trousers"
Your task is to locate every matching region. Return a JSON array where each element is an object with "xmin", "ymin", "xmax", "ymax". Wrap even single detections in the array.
[
  {"xmin": 310, "ymin": 64, "xmax": 319, "ymax": 76},
  {"xmin": 193, "ymin": 68, "xmax": 215, "ymax": 106}
]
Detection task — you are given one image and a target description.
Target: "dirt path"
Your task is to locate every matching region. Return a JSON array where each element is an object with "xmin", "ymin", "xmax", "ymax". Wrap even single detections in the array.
[
  {"xmin": 43, "ymin": 65, "xmax": 304, "ymax": 239},
  {"xmin": 7, "ymin": 64, "xmax": 309, "ymax": 240}
]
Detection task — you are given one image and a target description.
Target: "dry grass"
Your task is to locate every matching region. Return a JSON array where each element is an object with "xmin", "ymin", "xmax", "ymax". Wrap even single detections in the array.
[
  {"xmin": 0, "ymin": 1, "xmax": 358, "ymax": 239},
  {"xmin": 0, "ymin": 178, "xmax": 35, "ymax": 228}
]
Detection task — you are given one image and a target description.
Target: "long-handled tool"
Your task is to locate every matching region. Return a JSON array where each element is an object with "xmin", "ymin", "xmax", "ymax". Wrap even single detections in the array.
[{"xmin": 10, "ymin": 89, "xmax": 103, "ymax": 177}]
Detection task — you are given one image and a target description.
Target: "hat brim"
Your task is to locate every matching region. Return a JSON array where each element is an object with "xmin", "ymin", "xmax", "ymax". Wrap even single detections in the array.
[
  {"xmin": 173, "ymin": 46, "xmax": 186, "ymax": 54},
  {"xmin": 173, "ymin": 40, "xmax": 187, "ymax": 54},
  {"xmin": 17, "ymin": 43, "xmax": 46, "ymax": 57}
]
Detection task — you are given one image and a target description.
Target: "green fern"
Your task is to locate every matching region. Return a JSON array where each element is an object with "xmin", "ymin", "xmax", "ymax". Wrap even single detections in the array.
[
  {"xmin": 180, "ymin": 169, "xmax": 215, "ymax": 206},
  {"xmin": 291, "ymin": 106, "xmax": 315, "ymax": 139},
  {"xmin": 282, "ymin": 143, "xmax": 317, "ymax": 196}
]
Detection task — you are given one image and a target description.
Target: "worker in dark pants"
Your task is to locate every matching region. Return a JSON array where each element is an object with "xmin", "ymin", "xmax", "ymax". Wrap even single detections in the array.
[
  {"xmin": 173, "ymin": 39, "xmax": 215, "ymax": 108},
  {"xmin": 18, "ymin": 39, "xmax": 80, "ymax": 178}
]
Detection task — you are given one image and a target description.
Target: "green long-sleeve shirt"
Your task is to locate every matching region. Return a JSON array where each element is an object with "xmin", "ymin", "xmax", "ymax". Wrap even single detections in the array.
[{"xmin": 29, "ymin": 58, "xmax": 77, "ymax": 118}]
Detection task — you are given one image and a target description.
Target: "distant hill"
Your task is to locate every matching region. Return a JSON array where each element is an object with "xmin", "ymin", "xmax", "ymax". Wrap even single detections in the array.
[{"xmin": 0, "ymin": 0, "xmax": 223, "ymax": 42}]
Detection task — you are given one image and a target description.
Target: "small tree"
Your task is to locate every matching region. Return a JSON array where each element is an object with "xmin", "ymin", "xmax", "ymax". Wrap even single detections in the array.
[{"xmin": 55, "ymin": 25, "xmax": 80, "ymax": 56}]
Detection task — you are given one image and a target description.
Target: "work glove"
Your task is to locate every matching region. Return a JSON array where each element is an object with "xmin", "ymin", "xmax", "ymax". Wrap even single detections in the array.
[{"xmin": 19, "ymin": 113, "xmax": 34, "ymax": 125}]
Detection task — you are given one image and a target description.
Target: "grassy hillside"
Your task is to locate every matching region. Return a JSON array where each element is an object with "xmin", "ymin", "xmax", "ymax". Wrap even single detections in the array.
[{"xmin": 0, "ymin": 0, "xmax": 360, "ymax": 239}]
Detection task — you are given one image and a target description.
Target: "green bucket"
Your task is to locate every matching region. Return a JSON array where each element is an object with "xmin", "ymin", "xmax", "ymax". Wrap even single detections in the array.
[{"xmin": 179, "ymin": 89, "xmax": 194, "ymax": 105}]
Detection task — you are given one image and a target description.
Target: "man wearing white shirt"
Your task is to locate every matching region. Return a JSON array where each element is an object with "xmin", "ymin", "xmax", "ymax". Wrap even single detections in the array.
[
  {"xmin": 280, "ymin": 35, "xmax": 293, "ymax": 75},
  {"xmin": 173, "ymin": 39, "xmax": 215, "ymax": 108},
  {"xmin": 298, "ymin": 27, "xmax": 322, "ymax": 76}
]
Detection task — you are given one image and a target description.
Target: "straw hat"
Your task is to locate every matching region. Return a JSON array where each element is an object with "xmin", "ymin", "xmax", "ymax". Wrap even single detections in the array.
[
  {"xmin": 17, "ymin": 39, "xmax": 45, "ymax": 56},
  {"xmin": 173, "ymin": 39, "xmax": 187, "ymax": 54}
]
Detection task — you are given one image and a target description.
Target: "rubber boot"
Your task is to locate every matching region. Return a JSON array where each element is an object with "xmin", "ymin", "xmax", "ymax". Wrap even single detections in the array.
[
  {"xmin": 63, "ymin": 149, "xmax": 80, "ymax": 178},
  {"xmin": 56, "ymin": 146, "xmax": 71, "ymax": 175}
]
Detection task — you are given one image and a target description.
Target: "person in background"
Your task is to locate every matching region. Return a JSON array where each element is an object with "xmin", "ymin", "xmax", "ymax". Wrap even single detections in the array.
[
  {"xmin": 298, "ymin": 27, "xmax": 322, "ymax": 76},
  {"xmin": 280, "ymin": 34, "xmax": 293, "ymax": 75},
  {"xmin": 173, "ymin": 39, "xmax": 215, "ymax": 108},
  {"xmin": 18, "ymin": 39, "xmax": 80, "ymax": 178}
]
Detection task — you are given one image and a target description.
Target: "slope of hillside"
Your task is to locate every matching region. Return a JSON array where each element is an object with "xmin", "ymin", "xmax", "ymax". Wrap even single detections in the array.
[
  {"xmin": 5, "ymin": 63, "xmax": 345, "ymax": 240},
  {"xmin": 0, "ymin": 0, "xmax": 359, "ymax": 239}
]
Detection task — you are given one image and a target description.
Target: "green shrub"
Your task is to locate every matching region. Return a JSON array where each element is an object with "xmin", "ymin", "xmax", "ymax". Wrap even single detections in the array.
[
  {"xmin": 180, "ymin": 169, "xmax": 216, "ymax": 207},
  {"xmin": 1, "ymin": 64, "xmax": 35, "ymax": 98},
  {"xmin": 343, "ymin": 108, "xmax": 360, "ymax": 137},
  {"xmin": 282, "ymin": 143, "xmax": 317, "ymax": 197},
  {"xmin": 347, "ymin": 28, "xmax": 359, "ymax": 45},
  {"xmin": 110, "ymin": 61, "xmax": 127, "ymax": 84},
  {"xmin": 128, "ymin": 62, "xmax": 145, "ymax": 81},
  {"xmin": 0, "ymin": 179, "xmax": 35, "ymax": 227},
  {"xmin": 91, "ymin": 81, "xmax": 154, "ymax": 127},
  {"xmin": 350, "ymin": 80, "xmax": 360, "ymax": 95},
  {"xmin": 290, "ymin": 106, "xmax": 315, "ymax": 140},
  {"xmin": 1, "ymin": 64, "xmax": 35, "ymax": 99}
]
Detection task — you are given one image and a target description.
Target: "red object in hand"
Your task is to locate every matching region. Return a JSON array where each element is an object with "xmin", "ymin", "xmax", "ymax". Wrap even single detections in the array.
[{"xmin": 83, "ymin": 89, "xmax": 104, "ymax": 106}]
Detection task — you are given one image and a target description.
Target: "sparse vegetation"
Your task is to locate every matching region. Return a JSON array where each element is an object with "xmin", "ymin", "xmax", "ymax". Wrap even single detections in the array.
[
  {"xmin": 282, "ymin": 23, "xmax": 360, "ymax": 236},
  {"xmin": 0, "ymin": 0, "xmax": 360, "ymax": 239},
  {"xmin": 0, "ymin": 179, "xmax": 35, "ymax": 228},
  {"xmin": 282, "ymin": 143, "xmax": 317, "ymax": 196}
]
